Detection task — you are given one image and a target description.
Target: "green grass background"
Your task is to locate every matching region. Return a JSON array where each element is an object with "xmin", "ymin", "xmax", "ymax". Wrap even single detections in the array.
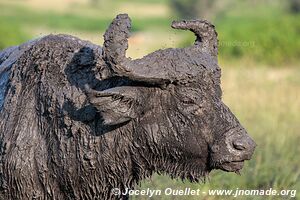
[{"xmin": 0, "ymin": 0, "xmax": 299, "ymax": 199}]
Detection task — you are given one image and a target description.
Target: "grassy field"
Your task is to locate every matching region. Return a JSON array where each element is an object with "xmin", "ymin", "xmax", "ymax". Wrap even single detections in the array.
[{"xmin": 0, "ymin": 0, "xmax": 299, "ymax": 199}]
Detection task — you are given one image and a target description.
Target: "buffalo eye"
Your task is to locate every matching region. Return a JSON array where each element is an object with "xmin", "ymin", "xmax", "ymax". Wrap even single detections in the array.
[{"xmin": 182, "ymin": 98, "xmax": 195, "ymax": 105}]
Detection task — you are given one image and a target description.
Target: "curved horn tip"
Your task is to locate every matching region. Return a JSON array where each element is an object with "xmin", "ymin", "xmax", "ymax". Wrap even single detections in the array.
[
  {"xmin": 108, "ymin": 14, "xmax": 131, "ymax": 31},
  {"xmin": 170, "ymin": 19, "xmax": 218, "ymax": 57},
  {"xmin": 171, "ymin": 19, "xmax": 214, "ymax": 31},
  {"xmin": 170, "ymin": 19, "xmax": 217, "ymax": 43},
  {"xmin": 115, "ymin": 13, "xmax": 131, "ymax": 22}
]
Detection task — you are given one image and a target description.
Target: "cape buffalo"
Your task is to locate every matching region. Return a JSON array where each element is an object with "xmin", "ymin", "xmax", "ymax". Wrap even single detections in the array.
[{"xmin": 0, "ymin": 14, "xmax": 256, "ymax": 199}]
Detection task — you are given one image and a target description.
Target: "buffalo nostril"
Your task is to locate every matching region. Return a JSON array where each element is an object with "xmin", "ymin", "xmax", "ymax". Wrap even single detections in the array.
[{"xmin": 232, "ymin": 140, "xmax": 247, "ymax": 150}]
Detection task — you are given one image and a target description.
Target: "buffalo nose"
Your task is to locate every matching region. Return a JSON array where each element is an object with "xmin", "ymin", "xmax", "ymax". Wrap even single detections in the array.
[{"xmin": 232, "ymin": 137, "xmax": 256, "ymax": 151}]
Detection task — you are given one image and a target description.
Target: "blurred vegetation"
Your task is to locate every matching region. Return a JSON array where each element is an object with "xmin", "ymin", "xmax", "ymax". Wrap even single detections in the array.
[
  {"xmin": 217, "ymin": 11, "xmax": 300, "ymax": 65},
  {"xmin": 175, "ymin": 0, "xmax": 300, "ymax": 66},
  {"xmin": 0, "ymin": 18, "xmax": 29, "ymax": 49},
  {"xmin": 0, "ymin": 0, "xmax": 299, "ymax": 66},
  {"xmin": 170, "ymin": 0, "xmax": 217, "ymax": 19},
  {"xmin": 290, "ymin": 0, "xmax": 300, "ymax": 13},
  {"xmin": 0, "ymin": 0, "xmax": 299, "ymax": 199}
]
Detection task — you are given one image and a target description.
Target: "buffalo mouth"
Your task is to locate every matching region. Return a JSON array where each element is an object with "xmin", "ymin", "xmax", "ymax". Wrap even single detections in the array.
[{"xmin": 214, "ymin": 160, "xmax": 245, "ymax": 173}]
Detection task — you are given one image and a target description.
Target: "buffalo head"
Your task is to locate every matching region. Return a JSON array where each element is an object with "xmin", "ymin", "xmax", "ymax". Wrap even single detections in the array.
[{"xmin": 85, "ymin": 14, "xmax": 256, "ymax": 180}]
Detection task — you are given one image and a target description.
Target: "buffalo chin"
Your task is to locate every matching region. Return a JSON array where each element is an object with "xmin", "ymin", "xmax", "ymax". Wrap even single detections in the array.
[{"xmin": 217, "ymin": 161, "xmax": 245, "ymax": 172}]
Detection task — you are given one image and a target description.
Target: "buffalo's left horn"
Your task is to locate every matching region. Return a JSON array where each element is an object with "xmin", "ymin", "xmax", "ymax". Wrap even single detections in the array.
[{"xmin": 103, "ymin": 14, "xmax": 171, "ymax": 85}]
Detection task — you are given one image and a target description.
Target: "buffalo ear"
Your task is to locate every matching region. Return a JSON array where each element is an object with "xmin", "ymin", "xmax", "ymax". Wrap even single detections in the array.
[{"xmin": 84, "ymin": 85, "xmax": 139, "ymax": 126}]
